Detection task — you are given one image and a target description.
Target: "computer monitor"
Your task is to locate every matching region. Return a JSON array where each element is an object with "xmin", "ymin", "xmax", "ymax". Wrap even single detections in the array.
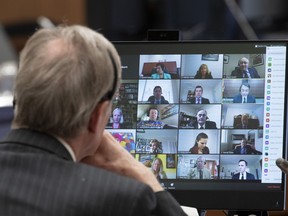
[{"xmin": 109, "ymin": 40, "xmax": 287, "ymax": 211}]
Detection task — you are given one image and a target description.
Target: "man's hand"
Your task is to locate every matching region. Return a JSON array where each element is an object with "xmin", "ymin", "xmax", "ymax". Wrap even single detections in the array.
[
  {"xmin": 276, "ymin": 158, "xmax": 288, "ymax": 174},
  {"xmin": 81, "ymin": 131, "xmax": 163, "ymax": 192}
]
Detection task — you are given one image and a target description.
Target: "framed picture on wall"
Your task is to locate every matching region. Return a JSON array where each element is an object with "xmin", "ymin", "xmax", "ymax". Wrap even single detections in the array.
[
  {"xmin": 251, "ymin": 54, "xmax": 264, "ymax": 66},
  {"xmin": 201, "ymin": 54, "xmax": 219, "ymax": 61},
  {"xmin": 166, "ymin": 154, "xmax": 176, "ymax": 168},
  {"xmin": 223, "ymin": 55, "xmax": 229, "ymax": 64},
  {"xmin": 231, "ymin": 134, "xmax": 245, "ymax": 141}
]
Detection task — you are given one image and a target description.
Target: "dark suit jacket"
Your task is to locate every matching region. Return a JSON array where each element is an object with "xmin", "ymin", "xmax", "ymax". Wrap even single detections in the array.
[
  {"xmin": 0, "ymin": 129, "xmax": 186, "ymax": 216},
  {"xmin": 189, "ymin": 97, "xmax": 210, "ymax": 104},
  {"xmin": 231, "ymin": 67, "xmax": 260, "ymax": 78},
  {"xmin": 233, "ymin": 145, "xmax": 261, "ymax": 155},
  {"xmin": 147, "ymin": 96, "xmax": 169, "ymax": 104},
  {"xmin": 233, "ymin": 94, "xmax": 256, "ymax": 103},
  {"xmin": 232, "ymin": 172, "xmax": 255, "ymax": 180},
  {"xmin": 188, "ymin": 121, "xmax": 217, "ymax": 129}
]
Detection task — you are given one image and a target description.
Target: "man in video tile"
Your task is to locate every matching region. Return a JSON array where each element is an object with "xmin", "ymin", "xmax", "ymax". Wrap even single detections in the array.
[
  {"xmin": 189, "ymin": 86, "xmax": 210, "ymax": 104},
  {"xmin": 233, "ymin": 138, "xmax": 261, "ymax": 155},
  {"xmin": 232, "ymin": 160, "xmax": 255, "ymax": 180},
  {"xmin": 188, "ymin": 109, "xmax": 217, "ymax": 129},
  {"xmin": 147, "ymin": 86, "xmax": 169, "ymax": 104},
  {"xmin": 188, "ymin": 156, "xmax": 211, "ymax": 179},
  {"xmin": 233, "ymin": 83, "xmax": 256, "ymax": 103},
  {"xmin": 231, "ymin": 57, "xmax": 260, "ymax": 78}
]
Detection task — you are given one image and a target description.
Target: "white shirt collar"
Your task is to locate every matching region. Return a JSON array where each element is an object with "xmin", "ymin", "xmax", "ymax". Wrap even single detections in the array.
[
  {"xmin": 198, "ymin": 124, "xmax": 205, "ymax": 129},
  {"xmin": 240, "ymin": 172, "xmax": 246, "ymax": 179},
  {"xmin": 55, "ymin": 136, "xmax": 77, "ymax": 162}
]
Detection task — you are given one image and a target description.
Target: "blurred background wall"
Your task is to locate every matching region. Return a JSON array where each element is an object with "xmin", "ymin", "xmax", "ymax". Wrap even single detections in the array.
[{"xmin": 1, "ymin": 0, "xmax": 288, "ymax": 53}]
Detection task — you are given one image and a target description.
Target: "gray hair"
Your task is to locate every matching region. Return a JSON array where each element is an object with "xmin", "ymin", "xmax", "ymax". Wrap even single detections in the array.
[{"xmin": 13, "ymin": 25, "xmax": 121, "ymax": 138}]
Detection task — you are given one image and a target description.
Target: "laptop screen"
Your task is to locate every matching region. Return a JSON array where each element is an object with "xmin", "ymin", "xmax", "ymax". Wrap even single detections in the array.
[{"xmin": 109, "ymin": 41, "xmax": 287, "ymax": 210}]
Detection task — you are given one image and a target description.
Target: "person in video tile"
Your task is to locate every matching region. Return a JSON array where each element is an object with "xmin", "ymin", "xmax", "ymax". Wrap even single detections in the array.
[
  {"xmin": 189, "ymin": 132, "xmax": 210, "ymax": 154},
  {"xmin": 233, "ymin": 83, "xmax": 256, "ymax": 103},
  {"xmin": 189, "ymin": 85, "xmax": 210, "ymax": 104},
  {"xmin": 149, "ymin": 139, "xmax": 163, "ymax": 154},
  {"xmin": 234, "ymin": 113, "xmax": 250, "ymax": 129},
  {"xmin": 106, "ymin": 108, "xmax": 127, "ymax": 129},
  {"xmin": 232, "ymin": 159, "xmax": 255, "ymax": 180},
  {"xmin": 137, "ymin": 107, "xmax": 165, "ymax": 129},
  {"xmin": 233, "ymin": 138, "xmax": 261, "ymax": 155},
  {"xmin": 231, "ymin": 57, "xmax": 260, "ymax": 78},
  {"xmin": 187, "ymin": 156, "xmax": 211, "ymax": 179},
  {"xmin": 147, "ymin": 86, "xmax": 169, "ymax": 104},
  {"xmin": 151, "ymin": 157, "xmax": 167, "ymax": 181},
  {"xmin": 194, "ymin": 64, "xmax": 213, "ymax": 79},
  {"xmin": 151, "ymin": 62, "xmax": 171, "ymax": 79},
  {"xmin": 188, "ymin": 109, "xmax": 217, "ymax": 129}
]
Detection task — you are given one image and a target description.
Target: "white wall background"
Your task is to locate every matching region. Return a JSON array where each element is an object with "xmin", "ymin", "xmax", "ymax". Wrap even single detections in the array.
[{"xmin": 181, "ymin": 54, "xmax": 224, "ymax": 78}]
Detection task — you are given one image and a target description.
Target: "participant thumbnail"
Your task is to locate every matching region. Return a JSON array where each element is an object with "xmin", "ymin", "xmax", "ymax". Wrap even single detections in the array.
[
  {"xmin": 139, "ymin": 54, "xmax": 181, "ymax": 79},
  {"xmin": 181, "ymin": 54, "xmax": 224, "ymax": 79},
  {"xmin": 136, "ymin": 129, "xmax": 178, "ymax": 154},
  {"xmin": 220, "ymin": 129, "xmax": 263, "ymax": 155},
  {"xmin": 107, "ymin": 129, "xmax": 136, "ymax": 153},
  {"xmin": 179, "ymin": 104, "xmax": 221, "ymax": 129},
  {"xmin": 136, "ymin": 153, "xmax": 177, "ymax": 179},
  {"xmin": 219, "ymin": 155, "xmax": 262, "ymax": 180},
  {"xmin": 106, "ymin": 104, "xmax": 137, "ymax": 129},
  {"xmin": 222, "ymin": 79, "xmax": 265, "ymax": 104},
  {"xmin": 178, "ymin": 129, "xmax": 220, "ymax": 154},
  {"xmin": 137, "ymin": 104, "xmax": 179, "ymax": 129},
  {"xmin": 180, "ymin": 80, "xmax": 222, "ymax": 103},
  {"xmin": 221, "ymin": 104, "xmax": 264, "ymax": 129},
  {"xmin": 223, "ymin": 54, "xmax": 265, "ymax": 78},
  {"xmin": 138, "ymin": 79, "xmax": 180, "ymax": 104},
  {"xmin": 177, "ymin": 154, "xmax": 220, "ymax": 179}
]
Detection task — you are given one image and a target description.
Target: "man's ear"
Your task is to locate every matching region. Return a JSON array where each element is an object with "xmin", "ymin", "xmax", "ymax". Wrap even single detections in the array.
[{"xmin": 88, "ymin": 101, "xmax": 111, "ymax": 133}]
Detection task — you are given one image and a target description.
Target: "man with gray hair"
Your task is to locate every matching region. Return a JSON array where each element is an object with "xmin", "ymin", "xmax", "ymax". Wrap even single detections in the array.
[
  {"xmin": 231, "ymin": 56, "xmax": 260, "ymax": 78},
  {"xmin": 0, "ymin": 25, "xmax": 186, "ymax": 215}
]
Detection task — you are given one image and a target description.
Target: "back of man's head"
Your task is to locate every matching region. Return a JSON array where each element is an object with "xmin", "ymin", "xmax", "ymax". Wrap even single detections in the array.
[{"xmin": 13, "ymin": 25, "xmax": 121, "ymax": 138}]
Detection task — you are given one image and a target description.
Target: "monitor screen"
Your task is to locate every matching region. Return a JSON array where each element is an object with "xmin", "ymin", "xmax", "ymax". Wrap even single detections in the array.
[{"xmin": 109, "ymin": 41, "xmax": 287, "ymax": 211}]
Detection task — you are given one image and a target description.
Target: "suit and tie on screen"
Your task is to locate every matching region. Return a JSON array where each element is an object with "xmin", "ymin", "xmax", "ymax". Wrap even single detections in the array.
[
  {"xmin": 147, "ymin": 86, "xmax": 169, "ymax": 104},
  {"xmin": 189, "ymin": 85, "xmax": 210, "ymax": 104},
  {"xmin": 233, "ymin": 83, "xmax": 256, "ymax": 103},
  {"xmin": 231, "ymin": 57, "xmax": 260, "ymax": 78},
  {"xmin": 232, "ymin": 160, "xmax": 255, "ymax": 180},
  {"xmin": 233, "ymin": 138, "xmax": 261, "ymax": 155},
  {"xmin": 188, "ymin": 109, "xmax": 217, "ymax": 129}
]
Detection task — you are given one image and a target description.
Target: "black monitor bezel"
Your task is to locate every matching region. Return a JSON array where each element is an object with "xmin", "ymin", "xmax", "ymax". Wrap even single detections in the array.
[{"xmin": 112, "ymin": 40, "xmax": 288, "ymax": 211}]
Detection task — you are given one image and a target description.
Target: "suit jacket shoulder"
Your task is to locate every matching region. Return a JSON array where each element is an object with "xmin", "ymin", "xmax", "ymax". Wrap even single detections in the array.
[
  {"xmin": 0, "ymin": 129, "xmax": 186, "ymax": 216},
  {"xmin": 247, "ymin": 95, "xmax": 256, "ymax": 103},
  {"xmin": 232, "ymin": 173, "xmax": 240, "ymax": 179},
  {"xmin": 205, "ymin": 121, "xmax": 217, "ymax": 129},
  {"xmin": 246, "ymin": 172, "xmax": 255, "ymax": 180},
  {"xmin": 233, "ymin": 94, "xmax": 242, "ymax": 103},
  {"xmin": 202, "ymin": 97, "xmax": 210, "ymax": 104}
]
